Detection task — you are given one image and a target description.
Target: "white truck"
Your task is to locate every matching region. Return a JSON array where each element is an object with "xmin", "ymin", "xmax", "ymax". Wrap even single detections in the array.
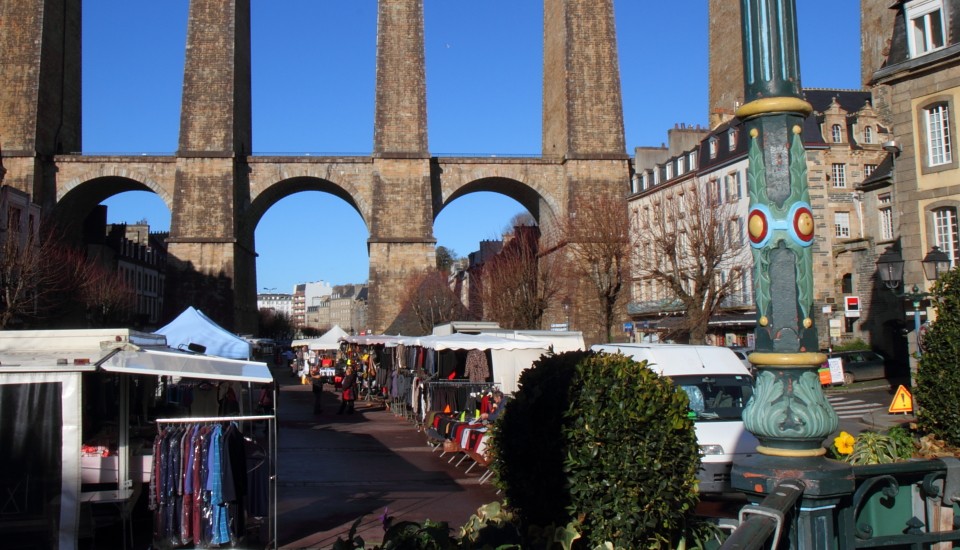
[{"xmin": 590, "ymin": 343, "xmax": 758, "ymax": 494}]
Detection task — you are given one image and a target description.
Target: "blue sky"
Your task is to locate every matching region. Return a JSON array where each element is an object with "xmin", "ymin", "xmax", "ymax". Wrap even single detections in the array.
[{"xmin": 83, "ymin": 1, "xmax": 860, "ymax": 293}]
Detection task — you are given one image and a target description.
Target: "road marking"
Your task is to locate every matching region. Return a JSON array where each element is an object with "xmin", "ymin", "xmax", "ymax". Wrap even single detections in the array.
[{"xmin": 826, "ymin": 395, "xmax": 884, "ymax": 419}]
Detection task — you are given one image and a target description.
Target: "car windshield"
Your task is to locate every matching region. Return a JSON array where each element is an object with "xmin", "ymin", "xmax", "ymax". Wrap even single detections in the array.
[{"xmin": 674, "ymin": 374, "xmax": 753, "ymax": 422}]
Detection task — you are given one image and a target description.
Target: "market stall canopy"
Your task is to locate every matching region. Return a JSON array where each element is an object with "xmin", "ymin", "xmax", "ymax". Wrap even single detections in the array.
[
  {"xmin": 156, "ymin": 307, "xmax": 253, "ymax": 360},
  {"xmin": 307, "ymin": 325, "xmax": 349, "ymax": 350},
  {"xmin": 343, "ymin": 334, "xmax": 401, "ymax": 346},
  {"xmin": 99, "ymin": 348, "xmax": 272, "ymax": 383},
  {"xmin": 401, "ymin": 332, "xmax": 552, "ymax": 351}
]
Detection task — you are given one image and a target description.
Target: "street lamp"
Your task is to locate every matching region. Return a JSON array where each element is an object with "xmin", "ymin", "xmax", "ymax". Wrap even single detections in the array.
[{"xmin": 876, "ymin": 245, "xmax": 951, "ymax": 360}]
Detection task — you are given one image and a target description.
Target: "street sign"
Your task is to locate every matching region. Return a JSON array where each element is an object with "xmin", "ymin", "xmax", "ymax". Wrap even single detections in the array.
[
  {"xmin": 844, "ymin": 295, "xmax": 861, "ymax": 318},
  {"xmin": 826, "ymin": 357, "xmax": 844, "ymax": 385},
  {"xmin": 888, "ymin": 385, "xmax": 914, "ymax": 414},
  {"xmin": 623, "ymin": 322, "xmax": 633, "ymax": 332},
  {"xmin": 550, "ymin": 323, "xmax": 568, "ymax": 332}
]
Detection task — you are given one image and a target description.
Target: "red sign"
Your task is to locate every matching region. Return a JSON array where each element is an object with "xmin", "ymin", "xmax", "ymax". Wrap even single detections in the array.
[{"xmin": 844, "ymin": 296, "xmax": 861, "ymax": 318}]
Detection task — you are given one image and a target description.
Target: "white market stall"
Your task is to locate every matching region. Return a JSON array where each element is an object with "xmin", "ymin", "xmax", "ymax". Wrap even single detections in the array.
[
  {"xmin": 0, "ymin": 329, "xmax": 277, "ymax": 550},
  {"xmin": 305, "ymin": 325, "xmax": 350, "ymax": 351},
  {"xmin": 393, "ymin": 332, "xmax": 552, "ymax": 395}
]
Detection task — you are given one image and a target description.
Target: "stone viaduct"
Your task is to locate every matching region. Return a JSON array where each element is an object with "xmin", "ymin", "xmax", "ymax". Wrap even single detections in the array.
[{"xmin": 0, "ymin": 0, "xmax": 631, "ymax": 334}]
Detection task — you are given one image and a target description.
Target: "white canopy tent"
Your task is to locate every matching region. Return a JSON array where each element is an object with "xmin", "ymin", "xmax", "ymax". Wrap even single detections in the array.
[
  {"xmin": 156, "ymin": 307, "xmax": 253, "ymax": 360},
  {"xmin": 305, "ymin": 325, "xmax": 349, "ymax": 350},
  {"xmin": 391, "ymin": 333, "xmax": 551, "ymax": 394}
]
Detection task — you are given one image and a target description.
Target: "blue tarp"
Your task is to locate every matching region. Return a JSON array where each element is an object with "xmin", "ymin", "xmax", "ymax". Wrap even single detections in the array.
[{"xmin": 155, "ymin": 307, "xmax": 252, "ymax": 360}]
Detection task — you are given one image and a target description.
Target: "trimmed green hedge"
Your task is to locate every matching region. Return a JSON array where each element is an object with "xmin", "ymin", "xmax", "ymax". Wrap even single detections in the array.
[
  {"xmin": 917, "ymin": 267, "xmax": 960, "ymax": 446},
  {"xmin": 491, "ymin": 350, "xmax": 701, "ymax": 548}
]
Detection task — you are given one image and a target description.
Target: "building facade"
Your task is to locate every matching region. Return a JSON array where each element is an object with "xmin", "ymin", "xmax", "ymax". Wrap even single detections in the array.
[
  {"xmin": 256, "ymin": 293, "xmax": 293, "ymax": 318},
  {"xmin": 867, "ymin": 0, "xmax": 960, "ymax": 363},
  {"xmin": 629, "ymin": 90, "xmax": 891, "ymax": 352}
]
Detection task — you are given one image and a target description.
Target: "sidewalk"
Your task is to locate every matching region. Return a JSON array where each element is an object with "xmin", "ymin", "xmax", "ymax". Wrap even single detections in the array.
[{"xmin": 273, "ymin": 368, "xmax": 500, "ymax": 549}]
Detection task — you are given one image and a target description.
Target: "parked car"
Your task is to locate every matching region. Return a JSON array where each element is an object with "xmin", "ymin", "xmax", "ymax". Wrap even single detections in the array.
[{"xmin": 827, "ymin": 350, "xmax": 889, "ymax": 385}]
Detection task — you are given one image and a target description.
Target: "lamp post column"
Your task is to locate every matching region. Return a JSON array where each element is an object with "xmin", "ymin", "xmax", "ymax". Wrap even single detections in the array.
[{"xmin": 732, "ymin": 0, "xmax": 853, "ymax": 547}]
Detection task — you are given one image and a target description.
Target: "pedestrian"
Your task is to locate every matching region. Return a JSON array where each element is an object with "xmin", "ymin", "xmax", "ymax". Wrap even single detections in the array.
[
  {"xmin": 337, "ymin": 365, "xmax": 357, "ymax": 415},
  {"xmin": 257, "ymin": 383, "xmax": 274, "ymax": 415},
  {"xmin": 310, "ymin": 364, "xmax": 324, "ymax": 415}
]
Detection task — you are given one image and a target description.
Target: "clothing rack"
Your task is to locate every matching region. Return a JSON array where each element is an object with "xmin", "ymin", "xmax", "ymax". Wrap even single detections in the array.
[{"xmin": 155, "ymin": 412, "xmax": 277, "ymax": 549}]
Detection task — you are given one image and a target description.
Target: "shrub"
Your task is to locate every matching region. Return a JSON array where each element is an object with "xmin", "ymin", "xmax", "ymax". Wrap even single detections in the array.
[
  {"xmin": 916, "ymin": 267, "xmax": 960, "ymax": 446},
  {"xmin": 490, "ymin": 350, "xmax": 587, "ymax": 527},
  {"xmin": 832, "ymin": 338, "xmax": 870, "ymax": 352},
  {"xmin": 491, "ymin": 351, "xmax": 702, "ymax": 548}
]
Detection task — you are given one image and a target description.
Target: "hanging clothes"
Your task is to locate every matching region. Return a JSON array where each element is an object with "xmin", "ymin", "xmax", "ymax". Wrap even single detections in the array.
[{"xmin": 464, "ymin": 349, "xmax": 490, "ymax": 383}]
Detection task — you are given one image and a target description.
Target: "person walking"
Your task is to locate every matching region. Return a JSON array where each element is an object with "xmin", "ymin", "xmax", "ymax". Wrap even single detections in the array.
[
  {"xmin": 337, "ymin": 365, "xmax": 357, "ymax": 415},
  {"xmin": 310, "ymin": 365, "xmax": 324, "ymax": 415}
]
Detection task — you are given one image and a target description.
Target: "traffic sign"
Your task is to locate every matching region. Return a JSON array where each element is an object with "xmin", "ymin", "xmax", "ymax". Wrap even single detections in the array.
[{"xmin": 888, "ymin": 385, "xmax": 914, "ymax": 414}]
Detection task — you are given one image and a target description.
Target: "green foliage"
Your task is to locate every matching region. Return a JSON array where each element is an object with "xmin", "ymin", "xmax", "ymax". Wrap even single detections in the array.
[
  {"xmin": 562, "ymin": 353, "xmax": 701, "ymax": 547},
  {"xmin": 490, "ymin": 351, "xmax": 587, "ymax": 527},
  {"xmin": 832, "ymin": 338, "xmax": 870, "ymax": 352},
  {"xmin": 916, "ymin": 267, "xmax": 960, "ymax": 446},
  {"xmin": 845, "ymin": 431, "xmax": 908, "ymax": 465},
  {"xmin": 885, "ymin": 426, "xmax": 917, "ymax": 461},
  {"xmin": 491, "ymin": 351, "xmax": 702, "ymax": 548}
]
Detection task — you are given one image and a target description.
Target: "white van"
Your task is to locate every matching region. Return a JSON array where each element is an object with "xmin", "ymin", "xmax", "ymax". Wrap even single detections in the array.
[{"xmin": 590, "ymin": 343, "xmax": 757, "ymax": 494}]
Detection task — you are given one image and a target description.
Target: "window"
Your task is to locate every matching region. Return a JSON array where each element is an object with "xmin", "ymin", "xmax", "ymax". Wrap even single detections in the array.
[
  {"xmin": 728, "ymin": 128, "xmax": 738, "ymax": 151},
  {"xmin": 676, "ymin": 157, "xmax": 685, "ymax": 176},
  {"xmin": 842, "ymin": 273, "xmax": 854, "ymax": 294},
  {"xmin": 926, "ymin": 103, "xmax": 952, "ymax": 166},
  {"xmin": 709, "ymin": 137, "xmax": 718, "ymax": 159},
  {"xmin": 832, "ymin": 163, "xmax": 847, "ymax": 188},
  {"xmin": 933, "ymin": 207, "xmax": 960, "ymax": 267},
  {"xmin": 835, "ymin": 212, "xmax": 851, "ymax": 238},
  {"xmin": 666, "ymin": 163, "xmax": 673, "ymax": 180},
  {"xmin": 711, "ymin": 179, "xmax": 723, "ymax": 205},
  {"xmin": 863, "ymin": 126, "xmax": 873, "ymax": 144},
  {"xmin": 906, "ymin": 0, "xmax": 946, "ymax": 58},
  {"xmin": 689, "ymin": 151, "xmax": 698, "ymax": 170},
  {"xmin": 832, "ymin": 124, "xmax": 843, "ymax": 143},
  {"xmin": 879, "ymin": 193, "xmax": 894, "ymax": 240},
  {"xmin": 725, "ymin": 171, "xmax": 743, "ymax": 201},
  {"xmin": 864, "ymin": 164, "xmax": 878, "ymax": 178}
]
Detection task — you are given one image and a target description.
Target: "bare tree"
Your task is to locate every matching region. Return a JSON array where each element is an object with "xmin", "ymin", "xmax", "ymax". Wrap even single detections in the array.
[
  {"xmin": 479, "ymin": 225, "xmax": 559, "ymax": 329},
  {"xmin": 632, "ymin": 177, "xmax": 750, "ymax": 344},
  {"xmin": 398, "ymin": 270, "xmax": 472, "ymax": 335},
  {"xmin": 0, "ymin": 224, "xmax": 85, "ymax": 328},
  {"xmin": 560, "ymin": 193, "xmax": 631, "ymax": 343},
  {"xmin": 79, "ymin": 261, "xmax": 137, "ymax": 327}
]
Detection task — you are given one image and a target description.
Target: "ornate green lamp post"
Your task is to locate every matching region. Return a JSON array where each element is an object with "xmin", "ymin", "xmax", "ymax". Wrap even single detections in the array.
[{"xmin": 731, "ymin": 0, "xmax": 853, "ymax": 546}]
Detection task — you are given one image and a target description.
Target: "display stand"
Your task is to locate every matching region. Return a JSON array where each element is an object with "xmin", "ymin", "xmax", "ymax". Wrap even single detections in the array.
[{"xmin": 155, "ymin": 412, "xmax": 277, "ymax": 549}]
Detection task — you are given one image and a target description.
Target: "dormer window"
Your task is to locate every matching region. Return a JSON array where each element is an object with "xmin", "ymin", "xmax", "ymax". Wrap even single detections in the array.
[
  {"xmin": 728, "ymin": 128, "xmax": 738, "ymax": 151},
  {"xmin": 676, "ymin": 157, "xmax": 685, "ymax": 176},
  {"xmin": 832, "ymin": 124, "xmax": 843, "ymax": 143},
  {"xmin": 863, "ymin": 125, "xmax": 873, "ymax": 144},
  {"xmin": 906, "ymin": 0, "xmax": 946, "ymax": 58},
  {"xmin": 665, "ymin": 162, "xmax": 673, "ymax": 180},
  {"xmin": 689, "ymin": 150, "xmax": 698, "ymax": 169},
  {"xmin": 709, "ymin": 137, "xmax": 718, "ymax": 159}
]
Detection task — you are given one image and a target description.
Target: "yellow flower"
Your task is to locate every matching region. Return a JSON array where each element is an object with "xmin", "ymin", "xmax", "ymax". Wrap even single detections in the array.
[{"xmin": 834, "ymin": 431, "xmax": 855, "ymax": 455}]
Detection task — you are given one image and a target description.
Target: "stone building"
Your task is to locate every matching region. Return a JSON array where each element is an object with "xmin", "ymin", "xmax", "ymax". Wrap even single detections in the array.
[
  {"xmin": 865, "ymin": 0, "xmax": 960, "ymax": 364},
  {"xmin": 82, "ymin": 206, "xmax": 168, "ymax": 328},
  {"xmin": 629, "ymin": 90, "xmax": 890, "ymax": 351}
]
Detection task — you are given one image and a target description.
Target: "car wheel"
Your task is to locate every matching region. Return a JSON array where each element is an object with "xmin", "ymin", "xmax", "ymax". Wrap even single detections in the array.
[{"xmin": 843, "ymin": 372, "xmax": 855, "ymax": 385}]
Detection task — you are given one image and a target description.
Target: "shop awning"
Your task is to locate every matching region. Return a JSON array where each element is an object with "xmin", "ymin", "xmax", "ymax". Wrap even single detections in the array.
[{"xmin": 99, "ymin": 348, "xmax": 273, "ymax": 383}]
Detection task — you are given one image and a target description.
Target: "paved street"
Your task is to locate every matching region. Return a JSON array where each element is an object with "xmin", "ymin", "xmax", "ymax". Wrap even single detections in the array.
[{"xmin": 272, "ymin": 368, "xmax": 500, "ymax": 549}]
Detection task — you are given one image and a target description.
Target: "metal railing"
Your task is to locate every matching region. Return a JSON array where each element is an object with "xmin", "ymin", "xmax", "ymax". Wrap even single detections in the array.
[{"xmin": 721, "ymin": 459, "xmax": 960, "ymax": 549}]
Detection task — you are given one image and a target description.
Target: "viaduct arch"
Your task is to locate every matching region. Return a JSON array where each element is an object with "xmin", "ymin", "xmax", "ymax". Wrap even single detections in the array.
[{"xmin": 0, "ymin": 0, "xmax": 630, "ymax": 335}]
